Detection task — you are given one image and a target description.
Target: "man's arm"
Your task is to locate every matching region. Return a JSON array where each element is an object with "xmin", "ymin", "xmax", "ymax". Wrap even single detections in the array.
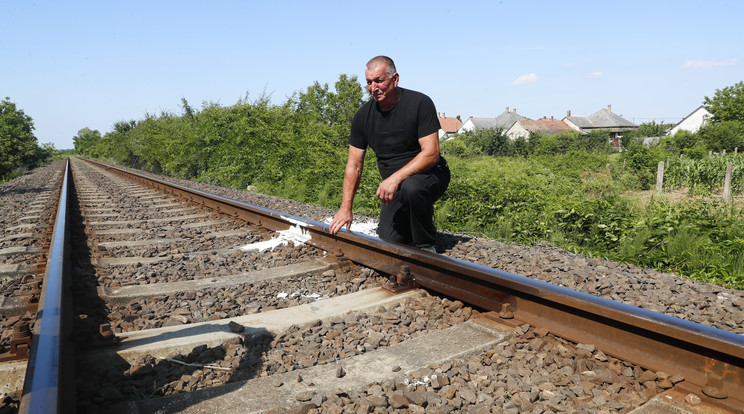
[
  {"xmin": 376, "ymin": 132, "xmax": 439, "ymax": 204},
  {"xmin": 329, "ymin": 145, "xmax": 366, "ymax": 234}
]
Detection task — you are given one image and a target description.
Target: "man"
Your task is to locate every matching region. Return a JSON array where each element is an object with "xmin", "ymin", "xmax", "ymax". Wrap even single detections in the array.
[{"xmin": 329, "ymin": 56, "xmax": 450, "ymax": 252}]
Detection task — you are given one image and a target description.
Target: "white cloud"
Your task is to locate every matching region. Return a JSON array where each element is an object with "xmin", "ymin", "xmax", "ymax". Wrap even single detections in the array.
[
  {"xmin": 513, "ymin": 73, "xmax": 538, "ymax": 85},
  {"xmin": 683, "ymin": 58, "xmax": 740, "ymax": 69},
  {"xmin": 587, "ymin": 71, "xmax": 603, "ymax": 79}
]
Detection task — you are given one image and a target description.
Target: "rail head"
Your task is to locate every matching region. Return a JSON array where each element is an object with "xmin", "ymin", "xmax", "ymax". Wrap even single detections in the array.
[{"xmin": 20, "ymin": 158, "xmax": 74, "ymax": 414}]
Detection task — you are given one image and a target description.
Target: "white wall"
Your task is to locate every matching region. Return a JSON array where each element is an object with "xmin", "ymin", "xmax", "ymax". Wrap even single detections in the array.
[
  {"xmin": 668, "ymin": 108, "xmax": 711, "ymax": 135},
  {"xmin": 505, "ymin": 122, "xmax": 529, "ymax": 139},
  {"xmin": 458, "ymin": 119, "xmax": 476, "ymax": 134}
]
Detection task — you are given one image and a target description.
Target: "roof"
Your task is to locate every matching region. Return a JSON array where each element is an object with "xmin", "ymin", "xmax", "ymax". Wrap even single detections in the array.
[
  {"xmin": 493, "ymin": 110, "xmax": 527, "ymax": 129},
  {"xmin": 565, "ymin": 116, "xmax": 594, "ymax": 128},
  {"xmin": 438, "ymin": 116, "xmax": 463, "ymax": 133},
  {"xmin": 467, "ymin": 117, "xmax": 503, "ymax": 130},
  {"xmin": 466, "ymin": 110, "xmax": 527, "ymax": 131},
  {"xmin": 517, "ymin": 119, "xmax": 574, "ymax": 135},
  {"xmin": 566, "ymin": 108, "xmax": 637, "ymax": 129}
]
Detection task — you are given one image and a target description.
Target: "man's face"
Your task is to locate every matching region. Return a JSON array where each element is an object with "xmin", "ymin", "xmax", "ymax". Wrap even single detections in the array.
[{"xmin": 365, "ymin": 64, "xmax": 399, "ymax": 106}]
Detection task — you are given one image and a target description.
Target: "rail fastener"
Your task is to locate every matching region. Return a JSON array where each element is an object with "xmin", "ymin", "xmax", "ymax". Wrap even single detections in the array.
[{"xmin": 0, "ymin": 322, "xmax": 32, "ymax": 362}]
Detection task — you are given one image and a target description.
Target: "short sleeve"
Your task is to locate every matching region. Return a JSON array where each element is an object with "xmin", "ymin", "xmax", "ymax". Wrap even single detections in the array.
[
  {"xmin": 348, "ymin": 105, "xmax": 368, "ymax": 150},
  {"xmin": 417, "ymin": 95, "xmax": 440, "ymax": 139}
]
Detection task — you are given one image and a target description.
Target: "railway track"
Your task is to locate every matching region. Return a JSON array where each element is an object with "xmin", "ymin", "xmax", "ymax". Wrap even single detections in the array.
[{"xmin": 0, "ymin": 158, "xmax": 742, "ymax": 413}]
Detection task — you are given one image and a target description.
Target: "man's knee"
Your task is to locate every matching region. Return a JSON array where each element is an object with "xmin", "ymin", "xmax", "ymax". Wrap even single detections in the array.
[{"xmin": 399, "ymin": 175, "xmax": 428, "ymax": 201}]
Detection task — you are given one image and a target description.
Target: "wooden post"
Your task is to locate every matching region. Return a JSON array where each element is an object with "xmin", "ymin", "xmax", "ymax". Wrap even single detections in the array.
[
  {"xmin": 622, "ymin": 159, "xmax": 626, "ymax": 174},
  {"xmin": 723, "ymin": 162, "xmax": 733, "ymax": 202},
  {"xmin": 723, "ymin": 149, "xmax": 727, "ymax": 156},
  {"xmin": 709, "ymin": 150, "xmax": 713, "ymax": 158},
  {"xmin": 656, "ymin": 161, "xmax": 665, "ymax": 194}
]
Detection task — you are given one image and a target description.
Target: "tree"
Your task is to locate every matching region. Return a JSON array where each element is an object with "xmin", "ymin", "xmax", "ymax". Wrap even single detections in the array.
[
  {"xmin": 582, "ymin": 129, "xmax": 612, "ymax": 152},
  {"xmin": 73, "ymin": 127, "xmax": 103, "ymax": 154},
  {"xmin": 295, "ymin": 74, "xmax": 364, "ymax": 146},
  {"xmin": 704, "ymin": 81, "xmax": 744, "ymax": 122},
  {"xmin": 482, "ymin": 129, "xmax": 510, "ymax": 156},
  {"xmin": 328, "ymin": 74, "xmax": 364, "ymax": 127},
  {"xmin": 0, "ymin": 97, "xmax": 40, "ymax": 177},
  {"xmin": 698, "ymin": 120, "xmax": 744, "ymax": 152}
]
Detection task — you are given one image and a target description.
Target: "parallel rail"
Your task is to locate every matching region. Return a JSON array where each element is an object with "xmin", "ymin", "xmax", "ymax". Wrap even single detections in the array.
[{"xmin": 19, "ymin": 158, "xmax": 744, "ymax": 412}]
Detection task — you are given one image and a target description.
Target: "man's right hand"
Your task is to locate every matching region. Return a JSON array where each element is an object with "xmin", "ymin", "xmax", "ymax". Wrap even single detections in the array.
[{"xmin": 329, "ymin": 208, "xmax": 353, "ymax": 235}]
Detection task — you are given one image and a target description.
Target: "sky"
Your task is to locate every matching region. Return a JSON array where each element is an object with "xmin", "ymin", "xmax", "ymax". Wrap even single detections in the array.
[{"xmin": 2, "ymin": 0, "xmax": 742, "ymax": 150}]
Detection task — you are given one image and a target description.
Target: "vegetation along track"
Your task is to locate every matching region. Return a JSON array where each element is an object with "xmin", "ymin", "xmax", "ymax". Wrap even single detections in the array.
[{"xmin": 0, "ymin": 158, "xmax": 743, "ymax": 413}]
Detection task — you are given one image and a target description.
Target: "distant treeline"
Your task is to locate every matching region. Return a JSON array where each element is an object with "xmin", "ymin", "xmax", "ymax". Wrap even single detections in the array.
[{"xmin": 0, "ymin": 97, "xmax": 55, "ymax": 181}]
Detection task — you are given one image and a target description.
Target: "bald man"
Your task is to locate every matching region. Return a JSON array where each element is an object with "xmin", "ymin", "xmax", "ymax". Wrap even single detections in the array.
[{"xmin": 329, "ymin": 56, "xmax": 450, "ymax": 252}]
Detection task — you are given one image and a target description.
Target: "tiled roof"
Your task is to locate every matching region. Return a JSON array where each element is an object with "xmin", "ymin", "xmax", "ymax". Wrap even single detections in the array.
[
  {"xmin": 565, "ymin": 116, "xmax": 594, "ymax": 128},
  {"xmin": 493, "ymin": 111, "xmax": 527, "ymax": 129},
  {"xmin": 588, "ymin": 108, "xmax": 637, "ymax": 128},
  {"xmin": 566, "ymin": 108, "xmax": 637, "ymax": 129},
  {"xmin": 466, "ymin": 110, "xmax": 527, "ymax": 131},
  {"xmin": 467, "ymin": 117, "xmax": 503, "ymax": 130},
  {"xmin": 438, "ymin": 116, "xmax": 463, "ymax": 133},
  {"xmin": 518, "ymin": 119, "xmax": 573, "ymax": 135}
]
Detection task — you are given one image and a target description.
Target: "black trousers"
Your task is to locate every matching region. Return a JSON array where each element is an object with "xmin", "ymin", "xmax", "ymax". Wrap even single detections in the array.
[{"xmin": 378, "ymin": 158, "xmax": 450, "ymax": 246}]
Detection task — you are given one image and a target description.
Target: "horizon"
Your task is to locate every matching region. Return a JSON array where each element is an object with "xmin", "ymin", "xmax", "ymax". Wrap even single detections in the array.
[{"xmin": 2, "ymin": 0, "xmax": 741, "ymax": 150}]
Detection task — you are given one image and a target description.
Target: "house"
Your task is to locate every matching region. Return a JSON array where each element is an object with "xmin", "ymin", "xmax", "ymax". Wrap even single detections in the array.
[
  {"xmin": 457, "ymin": 107, "xmax": 527, "ymax": 135},
  {"xmin": 563, "ymin": 105, "xmax": 638, "ymax": 148},
  {"xmin": 505, "ymin": 116, "xmax": 574, "ymax": 139},
  {"xmin": 437, "ymin": 113, "xmax": 463, "ymax": 140},
  {"xmin": 666, "ymin": 106, "xmax": 712, "ymax": 136}
]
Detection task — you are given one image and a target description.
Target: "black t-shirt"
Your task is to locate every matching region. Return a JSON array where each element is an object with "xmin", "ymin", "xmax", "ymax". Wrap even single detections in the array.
[{"xmin": 349, "ymin": 88, "xmax": 440, "ymax": 179}]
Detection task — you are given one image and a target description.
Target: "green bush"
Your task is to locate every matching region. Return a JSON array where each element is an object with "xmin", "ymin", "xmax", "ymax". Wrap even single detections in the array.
[
  {"xmin": 682, "ymin": 146, "xmax": 707, "ymax": 160},
  {"xmin": 660, "ymin": 130, "xmax": 698, "ymax": 155},
  {"xmin": 699, "ymin": 120, "xmax": 744, "ymax": 152}
]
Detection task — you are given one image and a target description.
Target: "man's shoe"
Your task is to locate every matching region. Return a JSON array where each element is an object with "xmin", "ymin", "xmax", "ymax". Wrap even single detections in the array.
[{"xmin": 418, "ymin": 244, "xmax": 438, "ymax": 254}]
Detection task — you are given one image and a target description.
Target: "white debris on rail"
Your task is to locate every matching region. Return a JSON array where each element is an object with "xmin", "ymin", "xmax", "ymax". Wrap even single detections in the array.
[
  {"xmin": 238, "ymin": 216, "xmax": 378, "ymax": 252},
  {"xmin": 238, "ymin": 221, "xmax": 311, "ymax": 252},
  {"xmin": 322, "ymin": 217, "xmax": 379, "ymax": 237}
]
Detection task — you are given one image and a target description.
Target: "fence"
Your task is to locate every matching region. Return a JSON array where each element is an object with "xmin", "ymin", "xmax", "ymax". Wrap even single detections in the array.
[{"xmin": 655, "ymin": 152, "xmax": 743, "ymax": 201}]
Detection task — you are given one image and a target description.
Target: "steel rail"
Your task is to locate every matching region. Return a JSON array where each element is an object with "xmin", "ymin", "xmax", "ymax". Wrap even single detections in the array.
[
  {"xmin": 84, "ymin": 159, "xmax": 744, "ymax": 411},
  {"xmin": 19, "ymin": 158, "xmax": 74, "ymax": 414}
]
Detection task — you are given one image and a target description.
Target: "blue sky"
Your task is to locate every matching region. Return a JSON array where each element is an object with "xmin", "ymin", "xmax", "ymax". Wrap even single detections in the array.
[{"xmin": 2, "ymin": 0, "xmax": 742, "ymax": 150}]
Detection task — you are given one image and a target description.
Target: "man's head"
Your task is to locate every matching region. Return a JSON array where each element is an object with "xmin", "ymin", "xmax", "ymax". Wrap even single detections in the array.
[{"xmin": 365, "ymin": 56, "xmax": 400, "ymax": 110}]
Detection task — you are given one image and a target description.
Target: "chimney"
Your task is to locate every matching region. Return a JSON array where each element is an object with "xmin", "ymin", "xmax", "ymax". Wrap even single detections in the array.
[
  {"xmin": 551, "ymin": 116, "xmax": 554, "ymax": 121},
  {"xmin": 442, "ymin": 113, "xmax": 445, "ymax": 118},
  {"xmin": 567, "ymin": 110, "xmax": 571, "ymax": 117},
  {"xmin": 512, "ymin": 108, "xmax": 516, "ymax": 113},
  {"xmin": 607, "ymin": 104, "xmax": 612, "ymax": 113},
  {"xmin": 505, "ymin": 106, "xmax": 509, "ymax": 113}
]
